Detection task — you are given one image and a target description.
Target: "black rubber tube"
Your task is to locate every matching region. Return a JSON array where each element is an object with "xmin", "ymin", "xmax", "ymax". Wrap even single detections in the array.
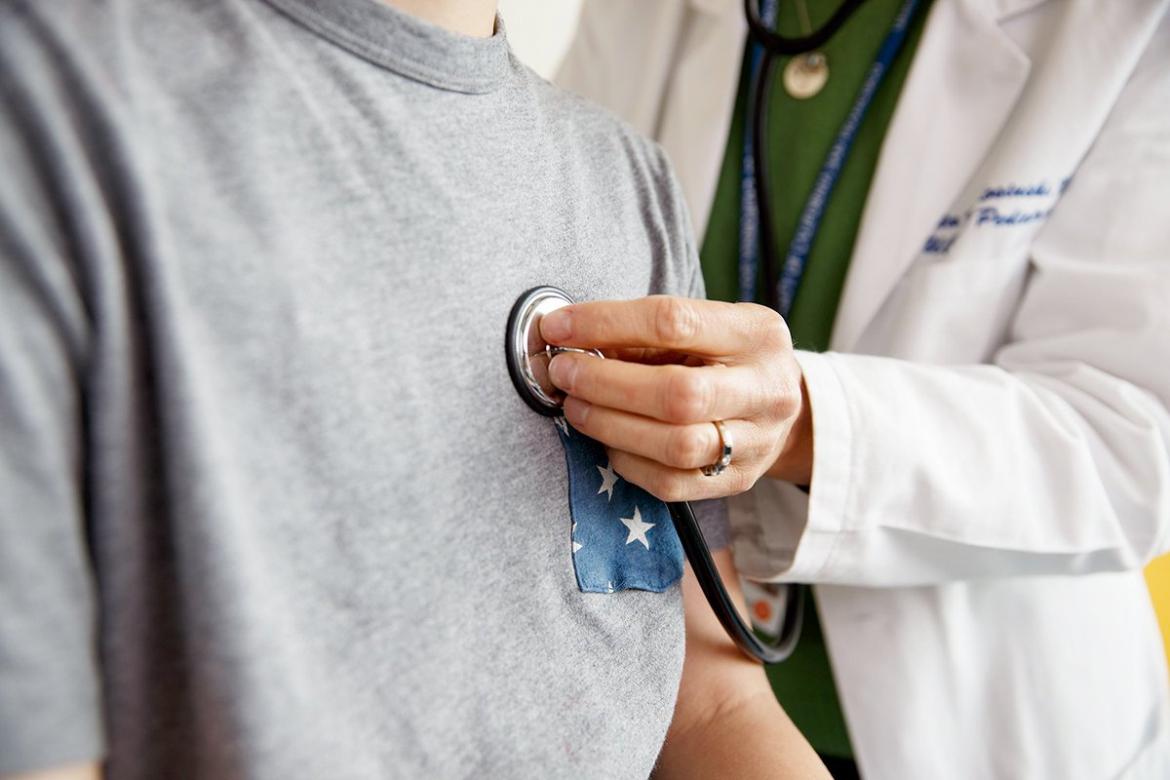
[
  {"xmin": 747, "ymin": 0, "xmax": 869, "ymax": 310},
  {"xmin": 752, "ymin": 52, "xmax": 781, "ymax": 312},
  {"xmin": 669, "ymin": 501, "xmax": 803, "ymax": 664},
  {"xmin": 743, "ymin": 0, "xmax": 868, "ymax": 56}
]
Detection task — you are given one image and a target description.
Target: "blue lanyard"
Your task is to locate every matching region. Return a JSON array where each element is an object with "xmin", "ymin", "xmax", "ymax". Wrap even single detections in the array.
[
  {"xmin": 738, "ymin": 0, "xmax": 921, "ymax": 316},
  {"xmin": 737, "ymin": 0, "xmax": 778, "ymax": 305}
]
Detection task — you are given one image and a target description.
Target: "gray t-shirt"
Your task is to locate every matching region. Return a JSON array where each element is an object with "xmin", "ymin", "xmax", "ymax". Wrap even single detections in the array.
[{"xmin": 0, "ymin": 0, "xmax": 728, "ymax": 777}]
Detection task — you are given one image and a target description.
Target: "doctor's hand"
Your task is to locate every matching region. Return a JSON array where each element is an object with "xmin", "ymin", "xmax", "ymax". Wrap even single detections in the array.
[{"xmin": 540, "ymin": 295, "xmax": 813, "ymax": 502}]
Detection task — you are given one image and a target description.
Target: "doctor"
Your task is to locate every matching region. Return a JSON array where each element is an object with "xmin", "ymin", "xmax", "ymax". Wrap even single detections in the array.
[{"xmin": 545, "ymin": 0, "xmax": 1170, "ymax": 777}]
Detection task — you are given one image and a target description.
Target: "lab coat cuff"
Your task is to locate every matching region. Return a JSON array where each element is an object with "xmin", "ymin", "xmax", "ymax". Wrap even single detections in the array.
[{"xmin": 728, "ymin": 350, "xmax": 853, "ymax": 581}]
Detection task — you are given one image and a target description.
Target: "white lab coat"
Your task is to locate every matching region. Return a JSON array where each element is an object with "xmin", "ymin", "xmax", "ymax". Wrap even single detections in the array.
[{"xmin": 557, "ymin": 1, "xmax": 1170, "ymax": 777}]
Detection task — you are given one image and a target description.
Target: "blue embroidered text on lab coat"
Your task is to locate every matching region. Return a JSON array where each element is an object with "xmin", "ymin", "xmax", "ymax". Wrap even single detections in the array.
[
  {"xmin": 921, "ymin": 175, "xmax": 1072, "ymax": 255},
  {"xmin": 978, "ymin": 181, "xmax": 1051, "ymax": 201},
  {"xmin": 975, "ymin": 206, "xmax": 1052, "ymax": 227}
]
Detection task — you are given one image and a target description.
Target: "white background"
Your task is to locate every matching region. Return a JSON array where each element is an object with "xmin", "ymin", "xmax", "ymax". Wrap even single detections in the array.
[{"xmin": 497, "ymin": 0, "xmax": 584, "ymax": 78}]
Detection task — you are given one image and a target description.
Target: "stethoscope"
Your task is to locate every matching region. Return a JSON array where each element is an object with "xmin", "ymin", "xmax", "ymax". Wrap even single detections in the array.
[
  {"xmin": 742, "ymin": 0, "xmax": 869, "ymax": 313},
  {"xmin": 506, "ymin": 286, "xmax": 803, "ymax": 664}
]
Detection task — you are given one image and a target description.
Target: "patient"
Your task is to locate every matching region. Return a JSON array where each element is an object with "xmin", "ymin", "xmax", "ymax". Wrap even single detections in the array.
[{"xmin": 0, "ymin": 0, "xmax": 826, "ymax": 777}]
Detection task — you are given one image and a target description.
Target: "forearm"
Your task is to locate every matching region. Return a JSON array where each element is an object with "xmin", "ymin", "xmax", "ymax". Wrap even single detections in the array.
[
  {"xmin": 2, "ymin": 764, "xmax": 101, "ymax": 780},
  {"xmin": 657, "ymin": 550, "xmax": 827, "ymax": 779},
  {"xmin": 656, "ymin": 690, "xmax": 827, "ymax": 780}
]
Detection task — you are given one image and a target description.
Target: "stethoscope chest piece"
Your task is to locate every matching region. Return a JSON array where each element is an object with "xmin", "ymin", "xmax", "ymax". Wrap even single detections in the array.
[{"xmin": 506, "ymin": 286, "xmax": 602, "ymax": 417}]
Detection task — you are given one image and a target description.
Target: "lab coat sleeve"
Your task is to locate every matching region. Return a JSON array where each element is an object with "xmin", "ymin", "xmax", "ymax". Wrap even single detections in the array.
[{"xmin": 730, "ymin": 22, "xmax": 1170, "ymax": 588}]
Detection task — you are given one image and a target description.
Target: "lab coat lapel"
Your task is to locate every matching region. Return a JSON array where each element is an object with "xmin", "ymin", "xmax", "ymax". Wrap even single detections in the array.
[
  {"xmin": 830, "ymin": 0, "xmax": 1032, "ymax": 352},
  {"xmin": 656, "ymin": 0, "xmax": 745, "ymax": 241}
]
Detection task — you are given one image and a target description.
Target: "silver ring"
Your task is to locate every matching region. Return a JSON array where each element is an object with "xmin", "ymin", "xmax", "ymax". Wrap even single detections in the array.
[{"xmin": 701, "ymin": 420, "xmax": 733, "ymax": 477}]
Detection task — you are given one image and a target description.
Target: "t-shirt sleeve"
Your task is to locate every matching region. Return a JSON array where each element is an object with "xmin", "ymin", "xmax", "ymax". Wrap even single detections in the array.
[{"xmin": 0, "ymin": 5, "xmax": 105, "ymax": 772}]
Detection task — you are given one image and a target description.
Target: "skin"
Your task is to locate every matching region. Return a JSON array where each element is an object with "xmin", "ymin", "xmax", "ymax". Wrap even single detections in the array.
[
  {"xmin": 3, "ymin": 6, "xmax": 823, "ymax": 780},
  {"xmin": 542, "ymin": 296, "xmax": 815, "ymax": 500},
  {"xmin": 4, "ymin": 767, "xmax": 99, "ymax": 780},
  {"xmin": 385, "ymin": 0, "xmax": 496, "ymax": 37},
  {"xmin": 662, "ymin": 551, "xmax": 829, "ymax": 780}
]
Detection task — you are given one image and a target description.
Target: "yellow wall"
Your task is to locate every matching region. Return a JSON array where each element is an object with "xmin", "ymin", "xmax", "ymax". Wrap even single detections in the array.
[{"xmin": 1149, "ymin": 554, "xmax": 1170, "ymax": 670}]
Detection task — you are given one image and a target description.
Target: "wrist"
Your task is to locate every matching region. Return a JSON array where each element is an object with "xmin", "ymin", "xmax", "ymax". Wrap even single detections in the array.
[{"xmin": 766, "ymin": 375, "xmax": 814, "ymax": 485}]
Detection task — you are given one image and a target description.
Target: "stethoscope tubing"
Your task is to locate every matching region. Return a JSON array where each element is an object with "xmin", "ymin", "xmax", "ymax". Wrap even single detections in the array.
[
  {"xmin": 743, "ymin": 0, "xmax": 867, "ymax": 56},
  {"xmin": 668, "ymin": 501, "xmax": 804, "ymax": 664},
  {"xmin": 744, "ymin": 0, "xmax": 872, "ymax": 313},
  {"xmin": 751, "ymin": 51, "xmax": 782, "ymax": 314}
]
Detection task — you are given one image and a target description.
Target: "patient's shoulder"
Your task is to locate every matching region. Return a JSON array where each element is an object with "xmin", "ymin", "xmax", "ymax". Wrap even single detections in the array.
[
  {"xmin": 522, "ymin": 63, "xmax": 666, "ymax": 172},
  {"xmin": 519, "ymin": 64, "xmax": 701, "ymax": 298}
]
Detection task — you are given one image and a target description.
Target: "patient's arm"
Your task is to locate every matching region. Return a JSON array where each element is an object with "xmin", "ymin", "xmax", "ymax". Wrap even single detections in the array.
[
  {"xmin": 656, "ymin": 549, "xmax": 828, "ymax": 779},
  {"xmin": 2, "ymin": 764, "xmax": 101, "ymax": 780}
]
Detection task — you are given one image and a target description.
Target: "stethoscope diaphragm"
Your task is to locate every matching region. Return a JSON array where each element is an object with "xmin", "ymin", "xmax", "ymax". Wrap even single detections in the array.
[{"xmin": 505, "ymin": 286, "xmax": 602, "ymax": 417}]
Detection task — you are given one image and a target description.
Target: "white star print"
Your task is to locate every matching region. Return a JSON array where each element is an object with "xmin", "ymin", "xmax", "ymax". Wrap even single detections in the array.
[
  {"xmin": 573, "ymin": 541, "xmax": 583, "ymax": 553},
  {"xmin": 596, "ymin": 462, "xmax": 619, "ymax": 501},
  {"xmin": 553, "ymin": 416, "xmax": 570, "ymax": 436},
  {"xmin": 619, "ymin": 506, "xmax": 655, "ymax": 550},
  {"xmin": 571, "ymin": 522, "xmax": 583, "ymax": 553}
]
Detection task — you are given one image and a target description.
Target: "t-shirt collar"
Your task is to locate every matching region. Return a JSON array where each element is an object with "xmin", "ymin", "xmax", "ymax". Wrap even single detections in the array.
[{"xmin": 262, "ymin": 0, "xmax": 511, "ymax": 94}]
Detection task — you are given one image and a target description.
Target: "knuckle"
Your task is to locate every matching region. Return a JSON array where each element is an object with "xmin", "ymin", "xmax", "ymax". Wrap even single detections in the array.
[
  {"xmin": 775, "ymin": 386, "xmax": 799, "ymax": 417},
  {"xmin": 753, "ymin": 305, "xmax": 792, "ymax": 350},
  {"xmin": 653, "ymin": 296, "xmax": 700, "ymax": 346},
  {"xmin": 568, "ymin": 356, "xmax": 591, "ymax": 390},
  {"xmin": 773, "ymin": 366, "xmax": 803, "ymax": 417},
  {"xmin": 650, "ymin": 471, "xmax": 687, "ymax": 503},
  {"xmin": 725, "ymin": 467, "xmax": 755, "ymax": 496},
  {"xmin": 742, "ymin": 366, "xmax": 772, "ymax": 412},
  {"xmin": 665, "ymin": 425, "xmax": 710, "ymax": 469},
  {"xmin": 663, "ymin": 368, "xmax": 709, "ymax": 423}
]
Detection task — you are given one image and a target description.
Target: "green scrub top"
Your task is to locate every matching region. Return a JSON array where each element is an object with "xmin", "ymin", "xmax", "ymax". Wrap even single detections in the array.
[{"xmin": 698, "ymin": 0, "xmax": 934, "ymax": 759}]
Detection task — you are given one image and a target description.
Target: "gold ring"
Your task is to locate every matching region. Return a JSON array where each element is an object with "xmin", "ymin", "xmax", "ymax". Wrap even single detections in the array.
[{"xmin": 701, "ymin": 420, "xmax": 733, "ymax": 477}]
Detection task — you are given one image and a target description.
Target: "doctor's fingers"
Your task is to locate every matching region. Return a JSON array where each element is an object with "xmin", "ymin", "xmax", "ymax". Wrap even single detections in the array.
[
  {"xmin": 605, "ymin": 448, "xmax": 759, "ymax": 504},
  {"xmin": 547, "ymin": 352, "xmax": 769, "ymax": 424},
  {"xmin": 540, "ymin": 295, "xmax": 789, "ymax": 360},
  {"xmin": 563, "ymin": 397, "xmax": 773, "ymax": 473}
]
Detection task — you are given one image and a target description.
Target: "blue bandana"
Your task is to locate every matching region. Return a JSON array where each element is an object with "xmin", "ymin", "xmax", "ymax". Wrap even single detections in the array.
[{"xmin": 553, "ymin": 416, "xmax": 684, "ymax": 593}]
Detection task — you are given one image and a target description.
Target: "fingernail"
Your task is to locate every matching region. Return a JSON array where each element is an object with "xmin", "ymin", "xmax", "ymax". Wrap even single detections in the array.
[
  {"xmin": 541, "ymin": 310, "xmax": 571, "ymax": 342},
  {"xmin": 563, "ymin": 396, "xmax": 591, "ymax": 426},
  {"xmin": 548, "ymin": 354, "xmax": 576, "ymax": 390}
]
